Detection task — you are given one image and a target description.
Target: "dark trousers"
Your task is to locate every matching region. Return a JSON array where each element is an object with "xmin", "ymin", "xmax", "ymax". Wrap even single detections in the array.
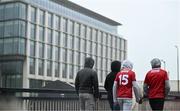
[{"xmin": 149, "ymin": 98, "xmax": 164, "ymax": 111}]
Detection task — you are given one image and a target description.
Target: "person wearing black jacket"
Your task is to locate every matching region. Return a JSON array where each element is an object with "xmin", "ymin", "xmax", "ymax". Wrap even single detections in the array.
[
  {"xmin": 104, "ymin": 61, "xmax": 121, "ymax": 110},
  {"xmin": 75, "ymin": 57, "xmax": 99, "ymax": 111}
]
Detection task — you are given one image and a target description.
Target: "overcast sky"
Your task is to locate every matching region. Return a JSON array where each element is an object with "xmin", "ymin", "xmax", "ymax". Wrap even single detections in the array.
[{"xmin": 70, "ymin": 0, "xmax": 180, "ymax": 80}]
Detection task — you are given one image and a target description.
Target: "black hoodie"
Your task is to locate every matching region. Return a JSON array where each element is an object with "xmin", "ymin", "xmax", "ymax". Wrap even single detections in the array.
[
  {"xmin": 75, "ymin": 57, "xmax": 99, "ymax": 98},
  {"xmin": 104, "ymin": 61, "xmax": 121, "ymax": 92}
]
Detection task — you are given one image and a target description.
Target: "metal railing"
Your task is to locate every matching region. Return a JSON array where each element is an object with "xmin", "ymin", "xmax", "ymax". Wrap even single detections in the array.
[{"xmin": 0, "ymin": 88, "xmax": 110, "ymax": 111}]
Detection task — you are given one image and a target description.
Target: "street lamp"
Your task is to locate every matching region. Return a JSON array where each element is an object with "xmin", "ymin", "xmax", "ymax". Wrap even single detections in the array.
[
  {"xmin": 160, "ymin": 59, "xmax": 166, "ymax": 70},
  {"xmin": 175, "ymin": 45, "xmax": 179, "ymax": 93}
]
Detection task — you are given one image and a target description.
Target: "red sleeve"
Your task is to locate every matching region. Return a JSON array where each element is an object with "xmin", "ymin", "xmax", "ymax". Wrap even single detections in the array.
[{"xmin": 131, "ymin": 71, "xmax": 136, "ymax": 81}]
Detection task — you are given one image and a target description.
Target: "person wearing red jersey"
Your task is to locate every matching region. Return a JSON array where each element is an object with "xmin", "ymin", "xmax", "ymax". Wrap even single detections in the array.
[
  {"xmin": 113, "ymin": 60, "xmax": 142, "ymax": 111},
  {"xmin": 143, "ymin": 58, "xmax": 170, "ymax": 111}
]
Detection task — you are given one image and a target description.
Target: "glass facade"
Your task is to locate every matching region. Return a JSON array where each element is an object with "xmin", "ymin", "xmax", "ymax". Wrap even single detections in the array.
[{"xmin": 0, "ymin": 0, "xmax": 127, "ymax": 88}]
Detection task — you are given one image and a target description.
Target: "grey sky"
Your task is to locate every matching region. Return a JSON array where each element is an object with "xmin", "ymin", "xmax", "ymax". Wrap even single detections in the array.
[{"xmin": 70, "ymin": 0, "xmax": 180, "ymax": 80}]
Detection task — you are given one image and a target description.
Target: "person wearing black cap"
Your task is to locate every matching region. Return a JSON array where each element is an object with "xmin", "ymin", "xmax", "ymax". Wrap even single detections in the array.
[{"xmin": 104, "ymin": 60, "xmax": 121, "ymax": 110}]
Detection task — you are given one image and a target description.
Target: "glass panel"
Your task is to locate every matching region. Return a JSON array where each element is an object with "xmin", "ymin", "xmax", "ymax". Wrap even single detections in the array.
[
  {"xmin": 75, "ymin": 37, "xmax": 80, "ymax": 50},
  {"xmin": 69, "ymin": 20, "xmax": 74, "ymax": 34},
  {"xmin": 3, "ymin": 38, "xmax": 13, "ymax": 54},
  {"xmin": 54, "ymin": 62, "xmax": 59, "ymax": 77},
  {"xmin": 68, "ymin": 50, "xmax": 73, "ymax": 63},
  {"xmin": 29, "ymin": 58, "xmax": 35, "ymax": 74},
  {"xmin": 0, "ymin": 39, "xmax": 3, "ymax": 54},
  {"xmin": 19, "ymin": 3, "xmax": 26, "ymax": 19},
  {"xmin": 47, "ymin": 13, "xmax": 52, "ymax": 28},
  {"xmin": 4, "ymin": 21, "xmax": 13, "ymax": 37},
  {"xmin": 30, "ymin": 41, "xmax": 35, "ymax": 57},
  {"xmin": 39, "ymin": 43, "xmax": 44, "ymax": 58},
  {"xmin": 69, "ymin": 65, "xmax": 73, "ymax": 79},
  {"xmin": 62, "ymin": 33, "xmax": 67, "ymax": 47},
  {"xmin": 62, "ymin": 18, "xmax": 67, "ymax": 32},
  {"xmin": 5, "ymin": 4, "xmax": 14, "ymax": 19},
  {"xmin": 30, "ymin": 24, "xmax": 36, "ymax": 40},
  {"xmin": 81, "ymin": 25, "xmax": 86, "ymax": 38},
  {"xmin": 47, "ymin": 45, "xmax": 52, "ymax": 59},
  {"xmin": 87, "ymin": 27, "xmax": 91, "ymax": 40},
  {"xmin": 38, "ymin": 59, "xmax": 44, "ymax": 76},
  {"xmin": 55, "ymin": 46, "xmax": 59, "ymax": 61},
  {"xmin": 47, "ymin": 29, "xmax": 52, "ymax": 44},
  {"xmin": 47, "ymin": 61, "xmax": 52, "ymax": 76},
  {"xmin": 54, "ymin": 31, "xmax": 59, "ymax": 46},
  {"xmin": 39, "ymin": 26, "xmax": 44, "ymax": 41},
  {"xmin": 0, "ymin": 5, "xmax": 4, "ymax": 20},
  {"xmin": 0, "ymin": 22, "xmax": 4, "ymax": 37},
  {"xmin": 75, "ymin": 23, "xmax": 80, "ymax": 36},
  {"xmin": 30, "ymin": 7, "xmax": 36, "ymax": 23},
  {"xmin": 13, "ymin": 38, "xmax": 18, "ymax": 54},
  {"xmin": 62, "ymin": 63, "xmax": 67, "ymax": 78},
  {"xmin": 54, "ymin": 15, "xmax": 60, "ymax": 30},
  {"xmin": 19, "ymin": 21, "xmax": 26, "ymax": 37},
  {"xmin": 19, "ymin": 38, "xmax": 25, "ymax": 55},
  {"xmin": 68, "ymin": 35, "xmax": 73, "ymax": 49},
  {"xmin": 39, "ymin": 10, "xmax": 45, "ymax": 25}
]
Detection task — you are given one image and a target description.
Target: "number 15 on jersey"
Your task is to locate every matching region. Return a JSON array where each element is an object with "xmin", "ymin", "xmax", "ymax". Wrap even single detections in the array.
[{"xmin": 119, "ymin": 74, "xmax": 129, "ymax": 85}]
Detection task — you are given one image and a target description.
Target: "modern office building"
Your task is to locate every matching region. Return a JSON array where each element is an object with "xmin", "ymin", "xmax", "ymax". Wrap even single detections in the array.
[{"xmin": 0, "ymin": 0, "xmax": 127, "ymax": 88}]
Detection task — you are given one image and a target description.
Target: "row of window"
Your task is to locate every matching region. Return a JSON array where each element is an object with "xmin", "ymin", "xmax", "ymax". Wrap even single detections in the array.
[
  {"xmin": 0, "ymin": 3, "xmax": 26, "ymax": 20},
  {"xmin": 0, "ymin": 20, "xmax": 26, "ymax": 38},
  {"xmin": 0, "ymin": 38, "xmax": 26, "ymax": 55}
]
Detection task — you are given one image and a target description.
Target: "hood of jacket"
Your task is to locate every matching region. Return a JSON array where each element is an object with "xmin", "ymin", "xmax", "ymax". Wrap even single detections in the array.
[
  {"xmin": 84, "ymin": 57, "xmax": 94, "ymax": 68},
  {"xmin": 121, "ymin": 60, "xmax": 133, "ymax": 70},
  {"xmin": 111, "ymin": 61, "xmax": 121, "ymax": 72}
]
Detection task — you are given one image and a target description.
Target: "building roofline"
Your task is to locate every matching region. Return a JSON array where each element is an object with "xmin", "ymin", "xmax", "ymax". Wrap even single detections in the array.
[{"xmin": 51, "ymin": 0, "xmax": 122, "ymax": 26}]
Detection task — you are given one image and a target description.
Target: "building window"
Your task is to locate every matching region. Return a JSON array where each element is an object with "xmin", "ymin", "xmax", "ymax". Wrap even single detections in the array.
[
  {"xmin": 54, "ymin": 46, "xmax": 59, "ymax": 61},
  {"xmin": 30, "ymin": 41, "xmax": 35, "ymax": 57},
  {"xmin": 81, "ymin": 25, "xmax": 86, "ymax": 38},
  {"xmin": 69, "ymin": 65, "xmax": 73, "ymax": 79},
  {"xmin": 19, "ymin": 3, "xmax": 26, "ymax": 20},
  {"xmin": 29, "ymin": 58, "xmax": 35, "ymax": 74},
  {"xmin": 19, "ymin": 21, "xmax": 26, "ymax": 37},
  {"xmin": 62, "ymin": 48, "xmax": 67, "ymax": 62},
  {"xmin": 62, "ymin": 18, "xmax": 67, "ymax": 32},
  {"xmin": 47, "ymin": 45, "xmax": 52, "ymax": 60},
  {"xmin": 62, "ymin": 63, "xmax": 67, "ymax": 78},
  {"xmin": 81, "ymin": 39, "xmax": 86, "ymax": 52},
  {"xmin": 69, "ymin": 20, "xmax": 74, "ymax": 35},
  {"xmin": 0, "ymin": 5, "xmax": 4, "ymax": 20},
  {"xmin": 68, "ymin": 50, "xmax": 73, "ymax": 63},
  {"xmin": 19, "ymin": 38, "xmax": 25, "ymax": 55},
  {"xmin": 30, "ymin": 7, "xmax": 36, "ymax": 23},
  {"xmin": 54, "ymin": 15, "xmax": 60, "ymax": 30},
  {"xmin": 0, "ymin": 22, "xmax": 4, "ymax": 37},
  {"xmin": 87, "ymin": 27, "xmax": 92, "ymax": 40},
  {"xmin": 75, "ymin": 23, "xmax": 80, "ymax": 36},
  {"xmin": 39, "ymin": 26, "xmax": 44, "ymax": 42},
  {"xmin": 38, "ymin": 59, "xmax": 44, "ymax": 76},
  {"xmin": 3, "ymin": 38, "xmax": 13, "ymax": 54},
  {"xmin": 39, "ymin": 43, "xmax": 44, "ymax": 58},
  {"xmin": 4, "ymin": 4, "xmax": 14, "ymax": 19},
  {"xmin": 47, "ymin": 13, "xmax": 52, "ymax": 28},
  {"xmin": 54, "ymin": 62, "xmax": 59, "ymax": 77},
  {"xmin": 30, "ymin": 24, "xmax": 36, "ymax": 40},
  {"xmin": 0, "ymin": 39, "xmax": 3, "ymax": 54},
  {"xmin": 39, "ymin": 10, "xmax": 45, "ymax": 25},
  {"xmin": 75, "ymin": 51, "xmax": 80, "ymax": 65},
  {"xmin": 62, "ymin": 33, "xmax": 67, "ymax": 47},
  {"xmin": 68, "ymin": 35, "xmax": 73, "ymax": 49},
  {"xmin": 47, "ymin": 29, "xmax": 52, "ymax": 44},
  {"xmin": 54, "ymin": 31, "xmax": 59, "ymax": 46},
  {"xmin": 74, "ymin": 37, "xmax": 80, "ymax": 50},
  {"xmin": 47, "ymin": 61, "xmax": 52, "ymax": 77},
  {"xmin": 92, "ymin": 29, "xmax": 97, "ymax": 42},
  {"xmin": 4, "ymin": 21, "xmax": 13, "ymax": 37}
]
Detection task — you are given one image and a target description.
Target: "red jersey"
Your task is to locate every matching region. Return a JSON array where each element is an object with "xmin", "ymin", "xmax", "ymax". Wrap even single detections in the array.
[
  {"xmin": 144, "ymin": 68, "xmax": 169, "ymax": 99},
  {"xmin": 114, "ymin": 68, "xmax": 136, "ymax": 98}
]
